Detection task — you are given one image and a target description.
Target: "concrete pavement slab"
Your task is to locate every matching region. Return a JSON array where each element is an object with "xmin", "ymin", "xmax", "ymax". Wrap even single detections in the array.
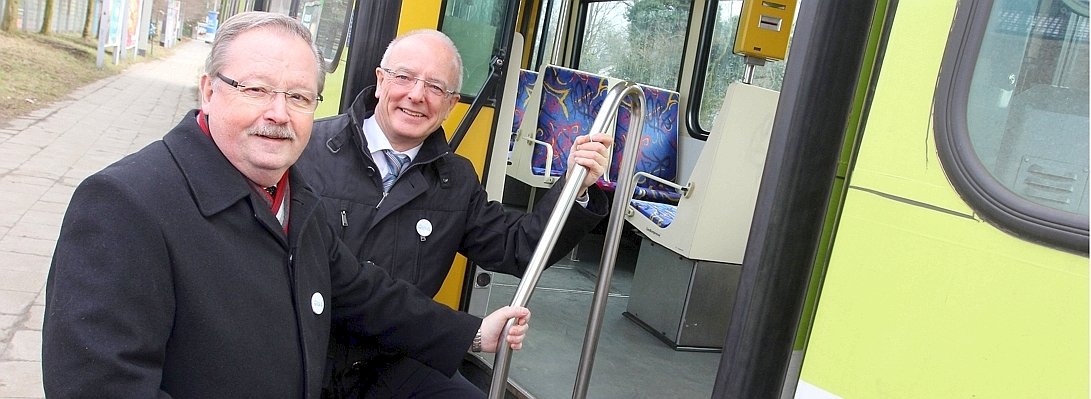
[
  {"xmin": 0, "ymin": 360, "xmax": 45, "ymax": 398},
  {"xmin": 22, "ymin": 306, "xmax": 43, "ymax": 331},
  {"xmin": 0, "ymin": 253, "xmax": 51, "ymax": 274},
  {"xmin": 6, "ymin": 330, "xmax": 41, "ymax": 361},
  {"xmin": 0, "ymin": 290, "xmax": 35, "ymax": 315},
  {"xmin": 0, "ymin": 269, "xmax": 48, "ymax": 293}
]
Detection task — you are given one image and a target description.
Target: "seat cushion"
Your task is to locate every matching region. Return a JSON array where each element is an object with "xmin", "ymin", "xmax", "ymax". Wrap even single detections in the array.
[
  {"xmin": 629, "ymin": 199, "xmax": 677, "ymax": 228},
  {"xmin": 596, "ymin": 182, "xmax": 682, "ymax": 205}
]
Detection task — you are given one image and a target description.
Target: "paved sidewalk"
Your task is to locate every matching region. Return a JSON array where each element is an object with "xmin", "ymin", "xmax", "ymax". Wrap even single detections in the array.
[{"xmin": 0, "ymin": 39, "xmax": 209, "ymax": 398}]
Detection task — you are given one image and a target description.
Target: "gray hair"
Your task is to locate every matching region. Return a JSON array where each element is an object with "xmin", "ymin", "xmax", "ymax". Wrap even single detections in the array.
[
  {"xmin": 205, "ymin": 12, "xmax": 327, "ymax": 93},
  {"xmin": 380, "ymin": 29, "xmax": 464, "ymax": 93}
]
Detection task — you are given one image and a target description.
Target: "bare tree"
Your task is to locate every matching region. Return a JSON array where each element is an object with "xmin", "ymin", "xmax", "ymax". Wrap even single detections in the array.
[
  {"xmin": 82, "ymin": 0, "xmax": 95, "ymax": 38},
  {"xmin": 1, "ymin": 0, "xmax": 19, "ymax": 32},
  {"xmin": 579, "ymin": 1, "xmax": 631, "ymax": 76},
  {"xmin": 40, "ymin": 0, "xmax": 56, "ymax": 34}
]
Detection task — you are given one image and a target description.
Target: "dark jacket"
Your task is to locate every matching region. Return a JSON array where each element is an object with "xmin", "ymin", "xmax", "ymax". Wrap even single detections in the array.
[
  {"xmin": 42, "ymin": 111, "xmax": 480, "ymax": 399},
  {"xmin": 296, "ymin": 88, "xmax": 608, "ymax": 294},
  {"xmin": 294, "ymin": 88, "xmax": 608, "ymax": 393}
]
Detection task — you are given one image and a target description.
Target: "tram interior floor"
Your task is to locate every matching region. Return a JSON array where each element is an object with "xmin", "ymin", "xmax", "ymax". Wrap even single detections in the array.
[{"xmin": 469, "ymin": 231, "xmax": 721, "ymax": 398}]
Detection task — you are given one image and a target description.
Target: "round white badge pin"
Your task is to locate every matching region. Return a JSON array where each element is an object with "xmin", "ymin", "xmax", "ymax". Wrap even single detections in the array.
[
  {"xmin": 311, "ymin": 292, "xmax": 324, "ymax": 315},
  {"xmin": 416, "ymin": 219, "xmax": 433, "ymax": 241}
]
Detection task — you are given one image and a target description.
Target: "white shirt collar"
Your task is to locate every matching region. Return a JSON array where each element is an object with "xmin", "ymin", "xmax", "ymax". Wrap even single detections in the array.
[{"xmin": 362, "ymin": 115, "xmax": 422, "ymax": 174}]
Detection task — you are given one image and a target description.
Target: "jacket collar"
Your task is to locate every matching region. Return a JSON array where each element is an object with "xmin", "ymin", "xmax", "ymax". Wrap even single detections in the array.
[
  {"xmin": 164, "ymin": 111, "xmax": 320, "ymax": 238},
  {"xmin": 348, "ymin": 86, "xmax": 451, "ymax": 167},
  {"xmin": 164, "ymin": 111, "xmax": 252, "ymax": 218}
]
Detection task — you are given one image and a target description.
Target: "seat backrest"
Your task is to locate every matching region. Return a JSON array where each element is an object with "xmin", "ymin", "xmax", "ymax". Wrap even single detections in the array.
[
  {"xmin": 532, "ymin": 65, "xmax": 611, "ymax": 175},
  {"xmin": 509, "ymin": 69, "xmax": 540, "ymax": 157},
  {"xmin": 624, "ymin": 82, "xmax": 779, "ymax": 263},
  {"xmin": 512, "ymin": 69, "xmax": 539, "ymax": 135},
  {"xmin": 607, "ymin": 84, "xmax": 680, "ymax": 194}
]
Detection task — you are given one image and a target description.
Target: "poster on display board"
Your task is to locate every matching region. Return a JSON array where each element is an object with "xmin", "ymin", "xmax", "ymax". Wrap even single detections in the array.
[{"xmin": 106, "ymin": 0, "xmax": 142, "ymax": 49}]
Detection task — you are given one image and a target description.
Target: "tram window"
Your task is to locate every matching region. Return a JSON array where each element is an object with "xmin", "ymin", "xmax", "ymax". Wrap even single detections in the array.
[
  {"xmin": 937, "ymin": 0, "xmax": 1089, "ymax": 251},
  {"xmin": 529, "ymin": 0, "xmax": 564, "ymax": 69},
  {"xmin": 692, "ymin": 0, "xmax": 788, "ymax": 135},
  {"xmin": 300, "ymin": 0, "xmax": 352, "ymax": 71},
  {"xmin": 442, "ymin": 0, "xmax": 510, "ymax": 97},
  {"xmin": 575, "ymin": 0, "xmax": 692, "ymax": 90}
]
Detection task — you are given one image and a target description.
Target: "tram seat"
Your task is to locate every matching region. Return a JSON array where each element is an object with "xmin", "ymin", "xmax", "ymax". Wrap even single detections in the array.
[
  {"xmin": 507, "ymin": 65, "xmax": 611, "ymax": 189},
  {"xmin": 600, "ymin": 84, "xmax": 681, "ymax": 204},
  {"xmin": 624, "ymin": 82, "xmax": 780, "ymax": 264},
  {"xmin": 622, "ymin": 82, "xmax": 779, "ymax": 351},
  {"xmin": 507, "ymin": 69, "xmax": 539, "ymax": 159}
]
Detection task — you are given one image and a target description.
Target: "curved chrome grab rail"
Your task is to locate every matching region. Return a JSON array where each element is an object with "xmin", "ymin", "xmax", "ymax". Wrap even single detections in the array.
[
  {"xmin": 572, "ymin": 82, "xmax": 644, "ymax": 399},
  {"xmin": 488, "ymin": 81, "xmax": 646, "ymax": 399}
]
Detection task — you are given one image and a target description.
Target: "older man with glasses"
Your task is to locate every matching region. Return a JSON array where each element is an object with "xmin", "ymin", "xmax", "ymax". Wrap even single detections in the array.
[
  {"xmin": 41, "ymin": 12, "xmax": 532, "ymax": 399},
  {"xmin": 295, "ymin": 29, "xmax": 614, "ymax": 398}
]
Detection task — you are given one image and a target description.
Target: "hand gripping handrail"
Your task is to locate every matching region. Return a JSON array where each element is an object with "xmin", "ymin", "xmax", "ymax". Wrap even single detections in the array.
[{"xmin": 488, "ymin": 81, "xmax": 646, "ymax": 399}]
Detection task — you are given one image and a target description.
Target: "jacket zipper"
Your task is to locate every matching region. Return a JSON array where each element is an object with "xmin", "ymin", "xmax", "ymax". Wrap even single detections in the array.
[
  {"xmin": 375, "ymin": 192, "xmax": 388, "ymax": 209},
  {"xmin": 340, "ymin": 210, "xmax": 348, "ymax": 235}
]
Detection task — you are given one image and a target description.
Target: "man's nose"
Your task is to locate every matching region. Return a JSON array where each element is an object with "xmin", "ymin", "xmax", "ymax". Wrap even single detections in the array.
[
  {"xmin": 406, "ymin": 80, "xmax": 428, "ymax": 102},
  {"xmin": 264, "ymin": 93, "xmax": 292, "ymax": 122}
]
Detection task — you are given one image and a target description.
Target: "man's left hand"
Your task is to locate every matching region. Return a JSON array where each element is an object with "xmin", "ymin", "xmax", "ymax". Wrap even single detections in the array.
[
  {"xmin": 480, "ymin": 306, "xmax": 531, "ymax": 352},
  {"xmin": 566, "ymin": 132, "xmax": 614, "ymax": 196}
]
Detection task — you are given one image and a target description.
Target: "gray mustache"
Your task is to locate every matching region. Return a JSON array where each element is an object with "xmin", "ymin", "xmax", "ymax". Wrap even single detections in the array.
[{"xmin": 247, "ymin": 125, "xmax": 296, "ymax": 140}]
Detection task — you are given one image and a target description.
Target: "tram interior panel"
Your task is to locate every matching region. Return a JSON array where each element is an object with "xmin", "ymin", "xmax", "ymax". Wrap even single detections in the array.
[{"xmin": 624, "ymin": 82, "xmax": 780, "ymax": 351}]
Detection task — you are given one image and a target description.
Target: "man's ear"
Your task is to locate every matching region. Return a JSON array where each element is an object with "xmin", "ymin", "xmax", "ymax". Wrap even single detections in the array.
[
  {"xmin": 198, "ymin": 74, "xmax": 214, "ymax": 112},
  {"xmin": 374, "ymin": 68, "xmax": 385, "ymax": 98}
]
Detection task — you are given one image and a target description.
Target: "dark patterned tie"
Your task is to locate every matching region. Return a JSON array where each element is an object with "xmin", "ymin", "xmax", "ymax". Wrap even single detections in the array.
[{"xmin": 381, "ymin": 149, "xmax": 410, "ymax": 192}]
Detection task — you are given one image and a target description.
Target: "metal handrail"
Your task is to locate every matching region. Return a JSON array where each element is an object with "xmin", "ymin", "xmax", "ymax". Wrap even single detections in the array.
[
  {"xmin": 488, "ymin": 81, "xmax": 646, "ymax": 399},
  {"xmin": 572, "ymin": 82, "xmax": 644, "ymax": 399}
]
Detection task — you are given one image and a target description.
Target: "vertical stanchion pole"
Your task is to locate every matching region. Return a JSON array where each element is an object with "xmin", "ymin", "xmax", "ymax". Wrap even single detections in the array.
[
  {"xmin": 96, "ymin": 0, "xmax": 109, "ymax": 68},
  {"xmin": 486, "ymin": 81, "xmax": 645, "ymax": 399},
  {"xmin": 571, "ymin": 83, "xmax": 644, "ymax": 399}
]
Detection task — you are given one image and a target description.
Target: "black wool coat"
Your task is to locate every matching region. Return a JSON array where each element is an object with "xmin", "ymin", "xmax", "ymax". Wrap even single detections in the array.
[{"xmin": 42, "ymin": 111, "xmax": 480, "ymax": 398}]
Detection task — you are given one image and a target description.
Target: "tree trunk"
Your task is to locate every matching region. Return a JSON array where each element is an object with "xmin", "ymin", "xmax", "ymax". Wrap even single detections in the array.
[
  {"xmin": 81, "ymin": 0, "xmax": 95, "ymax": 38},
  {"xmin": 1, "ymin": 0, "xmax": 19, "ymax": 32},
  {"xmin": 40, "ymin": 0, "xmax": 56, "ymax": 34}
]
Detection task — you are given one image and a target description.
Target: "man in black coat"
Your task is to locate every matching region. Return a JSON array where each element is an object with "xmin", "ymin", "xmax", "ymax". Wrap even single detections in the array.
[
  {"xmin": 295, "ymin": 30, "xmax": 613, "ymax": 398},
  {"xmin": 41, "ymin": 12, "xmax": 530, "ymax": 398}
]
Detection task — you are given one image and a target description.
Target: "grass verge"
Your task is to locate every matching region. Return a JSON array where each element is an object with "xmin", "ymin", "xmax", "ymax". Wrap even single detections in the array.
[{"xmin": 0, "ymin": 31, "xmax": 172, "ymax": 123}]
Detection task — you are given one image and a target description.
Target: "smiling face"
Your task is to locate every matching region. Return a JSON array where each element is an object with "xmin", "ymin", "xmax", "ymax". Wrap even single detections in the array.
[
  {"xmin": 198, "ymin": 27, "xmax": 320, "ymax": 186},
  {"xmin": 373, "ymin": 34, "xmax": 461, "ymax": 151}
]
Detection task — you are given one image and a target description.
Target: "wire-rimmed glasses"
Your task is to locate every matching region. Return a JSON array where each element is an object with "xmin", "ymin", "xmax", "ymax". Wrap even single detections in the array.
[
  {"xmin": 379, "ymin": 67, "xmax": 457, "ymax": 98},
  {"xmin": 216, "ymin": 73, "xmax": 323, "ymax": 113}
]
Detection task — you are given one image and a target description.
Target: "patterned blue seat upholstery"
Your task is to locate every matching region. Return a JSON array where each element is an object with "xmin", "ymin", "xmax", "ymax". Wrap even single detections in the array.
[
  {"xmin": 529, "ymin": 66, "xmax": 610, "ymax": 179},
  {"xmin": 600, "ymin": 85, "xmax": 681, "ymax": 205},
  {"xmin": 629, "ymin": 199, "xmax": 677, "ymax": 228},
  {"xmin": 509, "ymin": 70, "xmax": 539, "ymax": 156}
]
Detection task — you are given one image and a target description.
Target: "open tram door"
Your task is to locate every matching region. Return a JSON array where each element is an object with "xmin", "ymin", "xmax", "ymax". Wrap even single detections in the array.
[
  {"xmin": 304, "ymin": 0, "xmax": 892, "ymax": 397},
  {"xmin": 463, "ymin": 0, "xmax": 877, "ymax": 398}
]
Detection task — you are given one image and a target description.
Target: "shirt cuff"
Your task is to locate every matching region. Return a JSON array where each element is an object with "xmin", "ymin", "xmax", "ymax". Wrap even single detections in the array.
[{"xmin": 575, "ymin": 191, "xmax": 590, "ymax": 208}]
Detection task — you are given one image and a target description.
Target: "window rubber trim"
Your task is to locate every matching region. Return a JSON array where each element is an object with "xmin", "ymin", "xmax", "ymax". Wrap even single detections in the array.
[{"xmin": 933, "ymin": 0, "xmax": 1089, "ymax": 254}]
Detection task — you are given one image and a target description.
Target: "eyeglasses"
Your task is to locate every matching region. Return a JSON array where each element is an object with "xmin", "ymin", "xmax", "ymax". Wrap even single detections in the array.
[
  {"xmin": 216, "ymin": 73, "xmax": 323, "ymax": 113},
  {"xmin": 380, "ymin": 68, "xmax": 457, "ymax": 98}
]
